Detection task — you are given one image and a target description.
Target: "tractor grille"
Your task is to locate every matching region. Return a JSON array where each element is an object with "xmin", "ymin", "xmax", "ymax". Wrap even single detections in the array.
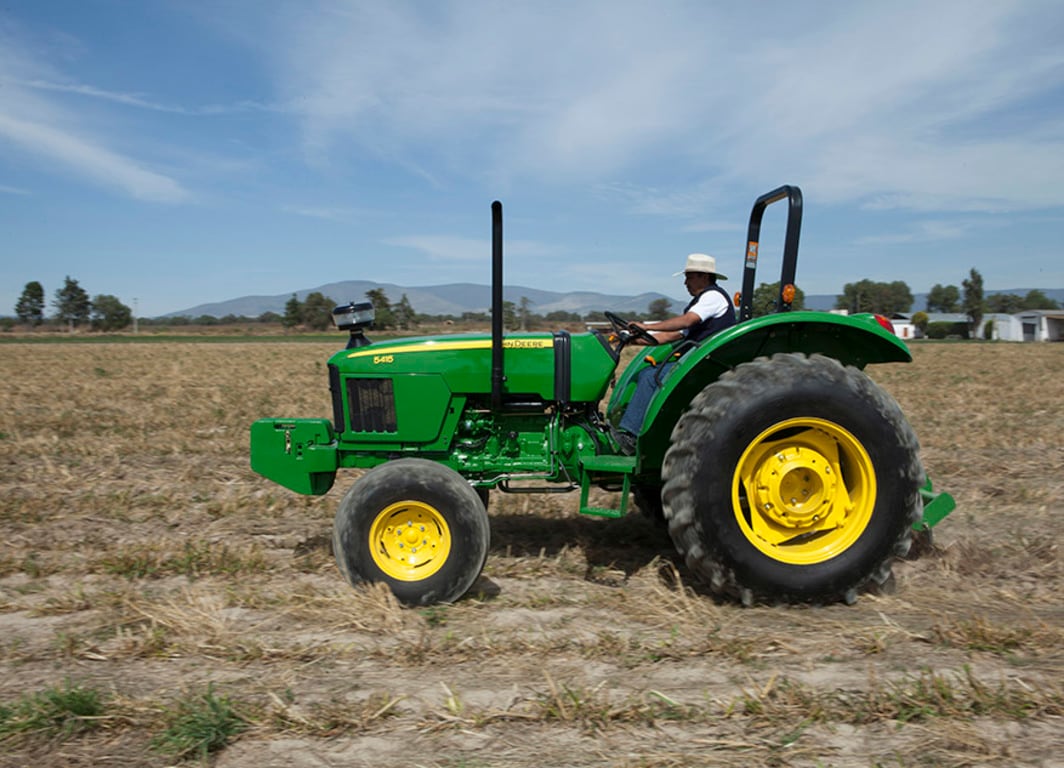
[
  {"xmin": 328, "ymin": 364, "xmax": 344, "ymax": 433},
  {"xmin": 346, "ymin": 378, "xmax": 398, "ymax": 433}
]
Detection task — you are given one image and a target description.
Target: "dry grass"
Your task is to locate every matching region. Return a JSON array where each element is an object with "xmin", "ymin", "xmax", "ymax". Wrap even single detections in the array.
[{"xmin": 1, "ymin": 340, "xmax": 1062, "ymax": 767}]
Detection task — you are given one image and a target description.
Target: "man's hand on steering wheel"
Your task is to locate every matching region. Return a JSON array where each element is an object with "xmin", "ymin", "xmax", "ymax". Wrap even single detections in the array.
[{"xmin": 603, "ymin": 311, "xmax": 660, "ymax": 347}]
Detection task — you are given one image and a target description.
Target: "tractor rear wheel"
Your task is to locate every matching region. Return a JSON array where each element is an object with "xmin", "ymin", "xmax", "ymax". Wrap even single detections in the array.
[
  {"xmin": 333, "ymin": 459, "xmax": 490, "ymax": 606},
  {"xmin": 632, "ymin": 483, "xmax": 665, "ymax": 527},
  {"xmin": 661, "ymin": 353, "xmax": 922, "ymax": 605}
]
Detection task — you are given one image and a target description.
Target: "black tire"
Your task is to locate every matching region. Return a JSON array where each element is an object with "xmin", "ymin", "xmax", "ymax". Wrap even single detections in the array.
[
  {"xmin": 332, "ymin": 459, "xmax": 490, "ymax": 606},
  {"xmin": 661, "ymin": 353, "xmax": 923, "ymax": 606},
  {"xmin": 632, "ymin": 484, "xmax": 666, "ymax": 527}
]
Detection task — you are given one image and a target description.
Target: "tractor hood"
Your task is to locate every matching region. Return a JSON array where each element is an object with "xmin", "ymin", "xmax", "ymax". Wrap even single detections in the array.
[{"xmin": 329, "ymin": 330, "xmax": 617, "ymax": 404}]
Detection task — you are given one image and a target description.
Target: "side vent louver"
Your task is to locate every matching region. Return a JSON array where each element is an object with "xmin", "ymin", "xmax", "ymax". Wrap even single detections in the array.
[{"xmin": 346, "ymin": 378, "xmax": 398, "ymax": 433}]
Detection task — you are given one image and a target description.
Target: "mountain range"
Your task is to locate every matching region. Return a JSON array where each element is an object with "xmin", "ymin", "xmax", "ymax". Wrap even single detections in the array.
[
  {"xmin": 165, "ymin": 280, "xmax": 688, "ymax": 319},
  {"xmin": 165, "ymin": 281, "xmax": 1064, "ymax": 320}
]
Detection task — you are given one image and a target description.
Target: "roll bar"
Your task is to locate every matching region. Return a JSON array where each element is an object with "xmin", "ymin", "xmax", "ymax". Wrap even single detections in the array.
[{"xmin": 738, "ymin": 185, "xmax": 803, "ymax": 322}]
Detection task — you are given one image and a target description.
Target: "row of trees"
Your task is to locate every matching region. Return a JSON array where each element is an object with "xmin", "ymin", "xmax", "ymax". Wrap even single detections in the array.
[
  {"xmin": 10, "ymin": 278, "xmax": 805, "ymax": 334},
  {"xmin": 13, "ymin": 271, "xmax": 1058, "ymax": 335},
  {"xmin": 14, "ymin": 278, "xmax": 133, "ymax": 331},
  {"xmin": 281, "ymin": 289, "xmax": 419, "ymax": 331},
  {"xmin": 836, "ymin": 269, "xmax": 1059, "ymax": 335}
]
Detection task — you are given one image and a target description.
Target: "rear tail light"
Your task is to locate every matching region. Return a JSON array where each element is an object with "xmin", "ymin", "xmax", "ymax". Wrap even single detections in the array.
[{"xmin": 874, "ymin": 315, "xmax": 895, "ymax": 334}]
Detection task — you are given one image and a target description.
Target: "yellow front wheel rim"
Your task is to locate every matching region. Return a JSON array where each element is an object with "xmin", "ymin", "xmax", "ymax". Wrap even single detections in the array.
[
  {"xmin": 369, "ymin": 501, "xmax": 451, "ymax": 581},
  {"xmin": 732, "ymin": 417, "xmax": 876, "ymax": 565}
]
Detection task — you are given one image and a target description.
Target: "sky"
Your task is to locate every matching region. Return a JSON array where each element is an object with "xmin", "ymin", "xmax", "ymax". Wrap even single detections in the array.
[{"xmin": 1, "ymin": 1, "xmax": 1063, "ymax": 318}]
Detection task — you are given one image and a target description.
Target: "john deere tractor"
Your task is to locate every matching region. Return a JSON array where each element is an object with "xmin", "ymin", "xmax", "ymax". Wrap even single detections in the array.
[{"xmin": 251, "ymin": 185, "xmax": 954, "ymax": 607}]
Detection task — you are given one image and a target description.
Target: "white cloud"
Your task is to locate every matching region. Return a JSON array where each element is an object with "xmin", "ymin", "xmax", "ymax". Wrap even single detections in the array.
[
  {"xmin": 384, "ymin": 235, "xmax": 486, "ymax": 262},
  {"xmin": 260, "ymin": 1, "xmax": 1064, "ymax": 214},
  {"xmin": 281, "ymin": 204, "xmax": 366, "ymax": 222},
  {"xmin": 0, "ymin": 113, "xmax": 189, "ymax": 203},
  {"xmin": 384, "ymin": 234, "xmax": 555, "ymax": 263},
  {"xmin": 855, "ymin": 219, "xmax": 975, "ymax": 246},
  {"xmin": 9, "ymin": 77, "xmax": 285, "ymax": 117},
  {"xmin": 0, "ymin": 25, "xmax": 191, "ymax": 203}
]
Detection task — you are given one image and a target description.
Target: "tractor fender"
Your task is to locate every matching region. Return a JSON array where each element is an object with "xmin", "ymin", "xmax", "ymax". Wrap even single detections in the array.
[{"xmin": 638, "ymin": 312, "xmax": 912, "ymax": 469}]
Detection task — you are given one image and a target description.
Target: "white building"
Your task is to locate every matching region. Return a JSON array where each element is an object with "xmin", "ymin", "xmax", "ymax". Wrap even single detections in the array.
[
  {"xmin": 986, "ymin": 310, "xmax": 1064, "ymax": 342},
  {"xmin": 891, "ymin": 310, "xmax": 1064, "ymax": 341}
]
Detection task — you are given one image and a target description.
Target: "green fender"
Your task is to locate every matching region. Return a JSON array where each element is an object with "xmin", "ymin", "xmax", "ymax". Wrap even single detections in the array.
[{"xmin": 624, "ymin": 311, "xmax": 912, "ymax": 470}]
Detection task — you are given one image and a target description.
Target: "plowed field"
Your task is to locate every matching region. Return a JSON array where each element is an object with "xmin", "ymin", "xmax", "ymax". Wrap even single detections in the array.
[{"xmin": 1, "ymin": 340, "xmax": 1060, "ymax": 767}]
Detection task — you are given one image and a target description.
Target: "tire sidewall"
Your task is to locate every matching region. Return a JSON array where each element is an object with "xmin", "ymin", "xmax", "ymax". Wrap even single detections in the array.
[
  {"xmin": 334, "ymin": 459, "xmax": 490, "ymax": 605},
  {"xmin": 667, "ymin": 356, "xmax": 919, "ymax": 601}
]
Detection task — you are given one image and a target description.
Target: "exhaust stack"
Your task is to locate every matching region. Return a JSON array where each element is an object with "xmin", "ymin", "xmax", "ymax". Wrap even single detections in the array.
[{"xmin": 491, "ymin": 201, "xmax": 504, "ymax": 409}]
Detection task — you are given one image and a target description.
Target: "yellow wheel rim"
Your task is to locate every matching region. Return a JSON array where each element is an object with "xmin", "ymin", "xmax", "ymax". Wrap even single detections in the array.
[
  {"xmin": 732, "ymin": 417, "xmax": 876, "ymax": 565},
  {"xmin": 369, "ymin": 501, "xmax": 451, "ymax": 581}
]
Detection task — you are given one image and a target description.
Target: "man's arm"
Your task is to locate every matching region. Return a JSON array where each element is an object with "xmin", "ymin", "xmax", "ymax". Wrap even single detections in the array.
[
  {"xmin": 628, "ymin": 312, "xmax": 700, "ymax": 344},
  {"xmin": 634, "ymin": 312, "xmax": 701, "ymax": 333}
]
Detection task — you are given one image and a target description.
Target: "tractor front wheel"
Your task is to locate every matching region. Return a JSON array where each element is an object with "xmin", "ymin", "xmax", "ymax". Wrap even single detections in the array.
[
  {"xmin": 333, "ymin": 459, "xmax": 490, "ymax": 605},
  {"xmin": 662, "ymin": 353, "xmax": 922, "ymax": 605}
]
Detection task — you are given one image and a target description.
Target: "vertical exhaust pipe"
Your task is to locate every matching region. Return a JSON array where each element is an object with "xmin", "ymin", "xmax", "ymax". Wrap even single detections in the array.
[{"xmin": 491, "ymin": 201, "xmax": 504, "ymax": 409}]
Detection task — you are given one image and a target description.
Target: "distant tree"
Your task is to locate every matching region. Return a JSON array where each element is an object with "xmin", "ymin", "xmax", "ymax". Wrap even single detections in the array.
[
  {"xmin": 283, "ymin": 294, "xmax": 303, "ymax": 330},
  {"xmin": 502, "ymin": 300, "xmax": 518, "ymax": 331},
  {"xmin": 926, "ymin": 321, "xmax": 968, "ymax": 339},
  {"xmin": 302, "ymin": 292, "xmax": 336, "ymax": 331},
  {"xmin": 90, "ymin": 295, "xmax": 132, "ymax": 331},
  {"xmin": 257, "ymin": 311, "xmax": 282, "ymax": 323},
  {"xmin": 752, "ymin": 282, "xmax": 806, "ymax": 317},
  {"xmin": 545, "ymin": 310, "xmax": 581, "ymax": 323},
  {"xmin": 53, "ymin": 276, "xmax": 91, "ymax": 330},
  {"xmin": 366, "ymin": 289, "xmax": 396, "ymax": 329},
  {"xmin": 518, "ymin": 296, "xmax": 533, "ymax": 331},
  {"xmin": 1020, "ymin": 289, "xmax": 1060, "ymax": 310},
  {"xmin": 962, "ymin": 268, "xmax": 985, "ymax": 338},
  {"xmin": 647, "ymin": 298, "xmax": 671, "ymax": 321},
  {"xmin": 986, "ymin": 293, "xmax": 1023, "ymax": 314},
  {"xmin": 15, "ymin": 281, "xmax": 45, "ymax": 326},
  {"xmin": 911, "ymin": 310, "xmax": 929, "ymax": 335},
  {"xmin": 926, "ymin": 283, "xmax": 960, "ymax": 313},
  {"xmin": 835, "ymin": 279, "xmax": 912, "ymax": 315},
  {"xmin": 393, "ymin": 294, "xmax": 417, "ymax": 330}
]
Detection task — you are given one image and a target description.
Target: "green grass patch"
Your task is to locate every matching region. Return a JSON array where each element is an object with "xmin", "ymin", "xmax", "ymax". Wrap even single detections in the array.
[
  {"xmin": 152, "ymin": 684, "xmax": 247, "ymax": 761},
  {"xmin": 99, "ymin": 541, "xmax": 270, "ymax": 580},
  {"xmin": 0, "ymin": 679, "xmax": 105, "ymax": 743}
]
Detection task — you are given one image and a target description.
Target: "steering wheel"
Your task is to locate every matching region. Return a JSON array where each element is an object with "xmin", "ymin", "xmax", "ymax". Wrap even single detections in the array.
[{"xmin": 603, "ymin": 311, "xmax": 660, "ymax": 347}]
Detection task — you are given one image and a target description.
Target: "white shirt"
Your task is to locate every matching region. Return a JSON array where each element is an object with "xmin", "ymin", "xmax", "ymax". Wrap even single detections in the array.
[
  {"xmin": 686, "ymin": 288, "xmax": 730, "ymax": 322},
  {"xmin": 647, "ymin": 287, "xmax": 730, "ymax": 342}
]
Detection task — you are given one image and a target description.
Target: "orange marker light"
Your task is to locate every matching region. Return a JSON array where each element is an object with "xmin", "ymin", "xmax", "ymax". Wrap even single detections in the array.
[
  {"xmin": 733, "ymin": 291, "xmax": 742, "ymax": 307},
  {"xmin": 781, "ymin": 284, "xmax": 796, "ymax": 304}
]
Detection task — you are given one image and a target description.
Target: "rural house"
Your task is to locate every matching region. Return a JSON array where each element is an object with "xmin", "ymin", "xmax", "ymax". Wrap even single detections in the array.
[
  {"xmin": 986, "ymin": 309, "xmax": 1064, "ymax": 342},
  {"xmin": 890, "ymin": 310, "xmax": 1064, "ymax": 342}
]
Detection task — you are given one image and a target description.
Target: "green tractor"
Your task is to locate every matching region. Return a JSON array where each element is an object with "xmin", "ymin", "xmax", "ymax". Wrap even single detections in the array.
[{"xmin": 251, "ymin": 185, "xmax": 954, "ymax": 607}]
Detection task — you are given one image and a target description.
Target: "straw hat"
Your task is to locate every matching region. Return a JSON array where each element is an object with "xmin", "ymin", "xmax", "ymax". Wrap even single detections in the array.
[{"xmin": 673, "ymin": 253, "xmax": 727, "ymax": 280}]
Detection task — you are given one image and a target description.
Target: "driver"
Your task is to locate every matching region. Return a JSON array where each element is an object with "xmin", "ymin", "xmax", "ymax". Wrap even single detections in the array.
[{"xmin": 613, "ymin": 253, "xmax": 735, "ymax": 454}]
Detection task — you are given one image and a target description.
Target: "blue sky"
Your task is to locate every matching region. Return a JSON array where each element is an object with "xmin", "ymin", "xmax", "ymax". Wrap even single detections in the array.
[{"xmin": 2, "ymin": 1, "xmax": 1062, "ymax": 318}]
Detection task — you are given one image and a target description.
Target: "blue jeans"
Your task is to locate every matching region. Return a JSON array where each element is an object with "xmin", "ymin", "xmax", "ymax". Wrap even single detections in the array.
[{"xmin": 618, "ymin": 362, "xmax": 675, "ymax": 435}]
